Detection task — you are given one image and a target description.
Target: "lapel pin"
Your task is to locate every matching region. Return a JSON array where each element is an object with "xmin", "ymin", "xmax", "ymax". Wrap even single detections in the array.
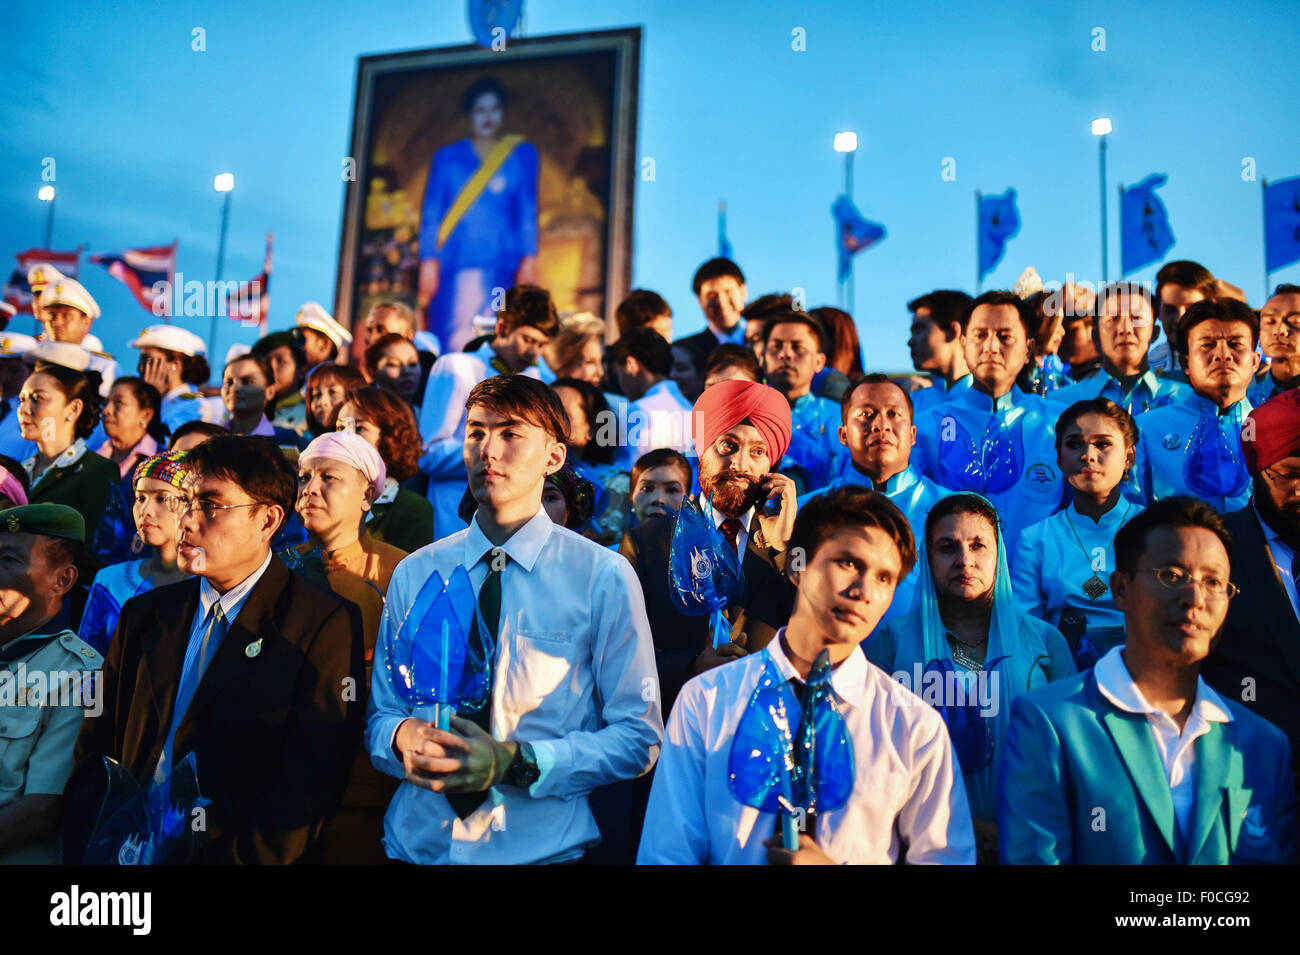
[{"xmin": 245, "ymin": 637, "xmax": 263, "ymax": 658}]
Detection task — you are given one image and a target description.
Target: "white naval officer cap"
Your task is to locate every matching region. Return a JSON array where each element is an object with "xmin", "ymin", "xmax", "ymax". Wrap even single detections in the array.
[
  {"xmin": 295, "ymin": 301, "xmax": 353, "ymax": 348},
  {"xmin": 0, "ymin": 332, "xmax": 39, "ymax": 358},
  {"xmin": 24, "ymin": 340, "xmax": 92, "ymax": 371},
  {"xmin": 25, "ymin": 263, "xmax": 68, "ymax": 297},
  {"xmin": 40, "ymin": 277, "xmax": 101, "ymax": 320},
  {"xmin": 130, "ymin": 324, "xmax": 207, "ymax": 357}
]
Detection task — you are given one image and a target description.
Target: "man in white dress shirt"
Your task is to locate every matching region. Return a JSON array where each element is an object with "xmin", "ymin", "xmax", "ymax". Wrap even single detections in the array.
[
  {"xmin": 417, "ymin": 285, "xmax": 558, "ymax": 540},
  {"xmin": 610, "ymin": 327, "xmax": 694, "ymax": 469},
  {"xmin": 638, "ymin": 485, "xmax": 977, "ymax": 864},
  {"xmin": 368, "ymin": 374, "xmax": 662, "ymax": 864}
]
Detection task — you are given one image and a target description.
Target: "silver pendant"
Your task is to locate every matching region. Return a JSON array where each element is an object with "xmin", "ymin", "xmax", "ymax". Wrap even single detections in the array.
[{"xmin": 1083, "ymin": 574, "xmax": 1108, "ymax": 601}]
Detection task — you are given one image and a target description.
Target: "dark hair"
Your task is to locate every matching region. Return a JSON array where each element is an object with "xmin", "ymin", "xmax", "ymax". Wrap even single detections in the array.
[
  {"xmin": 169, "ymin": 420, "xmax": 227, "ymax": 448},
  {"xmin": 1054, "ymin": 398, "xmax": 1139, "ymax": 454},
  {"xmin": 32, "ymin": 364, "xmax": 102, "ymax": 440},
  {"xmin": 224, "ymin": 351, "xmax": 274, "ymax": 388},
  {"xmin": 959, "ymin": 290, "xmax": 1032, "ymax": 336},
  {"xmin": 615, "ymin": 289, "xmax": 672, "ymax": 336},
  {"xmin": 465, "ymin": 374, "xmax": 569, "ymax": 444},
  {"xmin": 462, "ymin": 76, "xmax": 507, "ymax": 116},
  {"xmin": 741, "ymin": 292, "xmax": 795, "ymax": 322},
  {"xmin": 1113, "ymin": 495, "xmax": 1234, "ymax": 577},
  {"xmin": 908, "ymin": 290, "xmax": 973, "ymax": 341},
  {"xmin": 110, "ymin": 377, "xmax": 169, "ymax": 444},
  {"xmin": 925, "ymin": 493, "xmax": 1001, "ymax": 550},
  {"xmin": 1176, "ymin": 298, "xmax": 1260, "ymax": 354},
  {"xmin": 1095, "ymin": 281, "xmax": 1155, "ymax": 320},
  {"xmin": 41, "ymin": 534, "xmax": 87, "ymax": 590},
  {"xmin": 1273, "ymin": 283, "xmax": 1300, "ymax": 297},
  {"xmin": 1156, "ymin": 260, "xmax": 1217, "ymax": 307},
  {"xmin": 788, "ymin": 485, "xmax": 917, "ymax": 579},
  {"xmin": 692, "ymin": 257, "xmax": 745, "ymax": 296},
  {"xmin": 250, "ymin": 331, "xmax": 306, "ymax": 387},
  {"xmin": 631, "ymin": 448, "xmax": 693, "ymax": 492},
  {"xmin": 762, "ymin": 311, "xmax": 827, "ymax": 353},
  {"xmin": 341, "ymin": 386, "xmax": 421, "ymax": 482},
  {"xmin": 363, "ymin": 332, "xmax": 419, "ymax": 378},
  {"xmin": 703, "ymin": 343, "xmax": 761, "ymax": 383},
  {"xmin": 305, "ymin": 363, "xmax": 368, "ymax": 435},
  {"xmin": 841, "ymin": 373, "xmax": 914, "ymax": 424},
  {"xmin": 550, "ymin": 378, "xmax": 615, "ymax": 465},
  {"xmin": 809, "ymin": 306, "xmax": 864, "ymax": 376},
  {"xmin": 611, "ymin": 327, "xmax": 673, "ymax": 379},
  {"xmin": 182, "ymin": 434, "xmax": 297, "ymax": 533},
  {"xmin": 497, "ymin": 285, "xmax": 559, "ymax": 337}
]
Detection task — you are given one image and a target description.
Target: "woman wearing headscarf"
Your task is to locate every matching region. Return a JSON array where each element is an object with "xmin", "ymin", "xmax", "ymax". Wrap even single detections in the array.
[
  {"xmin": 295, "ymin": 430, "xmax": 406, "ymax": 864},
  {"xmin": 1012, "ymin": 398, "xmax": 1141, "ymax": 669},
  {"xmin": 863, "ymin": 492, "xmax": 1074, "ymax": 862},
  {"xmin": 78, "ymin": 452, "xmax": 192, "ymax": 655}
]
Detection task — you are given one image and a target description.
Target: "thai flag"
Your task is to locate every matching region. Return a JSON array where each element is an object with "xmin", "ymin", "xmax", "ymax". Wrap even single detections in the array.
[
  {"xmin": 90, "ymin": 243, "xmax": 177, "ymax": 316},
  {"xmin": 227, "ymin": 233, "xmax": 272, "ymax": 334},
  {"xmin": 4, "ymin": 247, "xmax": 82, "ymax": 315}
]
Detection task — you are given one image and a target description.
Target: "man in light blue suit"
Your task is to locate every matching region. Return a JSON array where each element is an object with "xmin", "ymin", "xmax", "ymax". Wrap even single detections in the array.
[{"xmin": 1000, "ymin": 496, "xmax": 1297, "ymax": 864}]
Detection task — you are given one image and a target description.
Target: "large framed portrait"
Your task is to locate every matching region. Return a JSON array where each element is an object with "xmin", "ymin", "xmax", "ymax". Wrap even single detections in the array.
[{"xmin": 334, "ymin": 27, "xmax": 640, "ymax": 356}]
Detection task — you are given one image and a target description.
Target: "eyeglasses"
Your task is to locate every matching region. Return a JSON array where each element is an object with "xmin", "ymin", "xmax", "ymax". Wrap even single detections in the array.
[
  {"xmin": 1148, "ymin": 565, "xmax": 1239, "ymax": 602},
  {"xmin": 1263, "ymin": 466, "xmax": 1300, "ymax": 492},
  {"xmin": 165, "ymin": 496, "xmax": 266, "ymax": 521}
]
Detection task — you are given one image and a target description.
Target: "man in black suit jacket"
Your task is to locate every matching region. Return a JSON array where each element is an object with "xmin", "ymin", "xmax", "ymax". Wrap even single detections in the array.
[
  {"xmin": 674, "ymin": 257, "xmax": 748, "ymax": 361},
  {"xmin": 1203, "ymin": 391, "xmax": 1300, "ymax": 800},
  {"xmin": 64, "ymin": 436, "xmax": 364, "ymax": 864},
  {"xmin": 619, "ymin": 379, "xmax": 797, "ymax": 713}
]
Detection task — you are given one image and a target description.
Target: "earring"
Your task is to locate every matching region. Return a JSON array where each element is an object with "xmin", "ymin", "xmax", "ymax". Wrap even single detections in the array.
[{"xmin": 130, "ymin": 532, "xmax": 144, "ymax": 554}]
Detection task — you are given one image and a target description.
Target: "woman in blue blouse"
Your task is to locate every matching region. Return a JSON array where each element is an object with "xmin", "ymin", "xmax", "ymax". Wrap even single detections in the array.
[
  {"xmin": 1011, "ymin": 397, "xmax": 1141, "ymax": 669},
  {"xmin": 77, "ymin": 452, "xmax": 191, "ymax": 655},
  {"xmin": 864, "ymin": 492, "xmax": 1074, "ymax": 861}
]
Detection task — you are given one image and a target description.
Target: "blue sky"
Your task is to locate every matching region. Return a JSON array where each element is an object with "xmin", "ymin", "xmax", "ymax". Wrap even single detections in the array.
[{"xmin": 2, "ymin": 0, "xmax": 1297, "ymax": 372}]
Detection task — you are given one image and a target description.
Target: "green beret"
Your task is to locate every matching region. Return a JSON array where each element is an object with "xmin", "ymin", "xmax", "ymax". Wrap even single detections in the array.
[{"xmin": 0, "ymin": 503, "xmax": 86, "ymax": 543}]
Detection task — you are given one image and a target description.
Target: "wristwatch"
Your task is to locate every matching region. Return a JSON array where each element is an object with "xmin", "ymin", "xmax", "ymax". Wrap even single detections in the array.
[{"xmin": 504, "ymin": 741, "xmax": 540, "ymax": 789}]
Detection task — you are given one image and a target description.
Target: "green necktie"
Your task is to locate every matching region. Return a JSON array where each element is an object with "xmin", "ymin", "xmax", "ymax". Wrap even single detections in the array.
[{"xmin": 447, "ymin": 552, "xmax": 503, "ymax": 818}]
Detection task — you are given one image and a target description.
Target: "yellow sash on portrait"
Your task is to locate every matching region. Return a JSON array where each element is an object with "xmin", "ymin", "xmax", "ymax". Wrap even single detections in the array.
[{"xmin": 435, "ymin": 134, "xmax": 525, "ymax": 251}]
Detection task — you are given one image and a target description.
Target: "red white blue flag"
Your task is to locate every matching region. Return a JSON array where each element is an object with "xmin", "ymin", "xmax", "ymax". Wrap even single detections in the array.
[
  {"xmin": 227, "ymin": 233, "xmax": 272, "ymax": 333},
  {"xmin": 4, "ymin": 247, "xmax": 82, "ymax": 315},
  {"xmin": 90, "ymin": 242, "xmax": 177, "ymax": 316}
]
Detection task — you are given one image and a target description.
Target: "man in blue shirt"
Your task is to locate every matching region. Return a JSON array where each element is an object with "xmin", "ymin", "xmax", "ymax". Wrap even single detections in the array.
[
  {"xmin": 1128, "ymin": 298, "xmax": 1259, "ymax": 512},
  {"xmin": 1147, "ymin": 261, "xmax": 1217, "ymax": 380},
  {"xmin": 1051, "ymin": 282, "xmax": 1188, "ymax": 417},
  {"xmin": 906, "ymin": 290, "xmax": 973, "ymax": 416},
  {"xmin": 1000, "ymin": 496, "xmax": 1297, "ymax": 864},
  {"xmin": 1248, "ymin": 284, "xmax": 1300, "ymax": 405},
  {"xmin": 800, "ymin": 374, "xmax": 953, "ymax": 622},
  {"xmin": 913, "ymin": 290, "xmax": 1064, "ymax": 551},
  {"xmin": 763, "ymin": 311, "xmax": 846, "ymax": 492}
]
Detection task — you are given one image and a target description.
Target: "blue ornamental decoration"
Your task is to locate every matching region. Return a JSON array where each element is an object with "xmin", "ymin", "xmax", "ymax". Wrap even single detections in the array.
[{"xmin": 468, "ymin": 0, "xmax": 523, "ymax": 50}]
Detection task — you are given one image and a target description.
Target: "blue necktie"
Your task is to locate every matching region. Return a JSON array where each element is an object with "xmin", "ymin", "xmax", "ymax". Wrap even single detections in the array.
[{"xmin": 156, "ymin": 602, "xmax": 227, "ymax": 783}]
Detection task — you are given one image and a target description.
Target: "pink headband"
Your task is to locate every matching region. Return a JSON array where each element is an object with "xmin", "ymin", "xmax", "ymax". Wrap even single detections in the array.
[
  {"xmin": 299, "ymin": 431, "xmax": 387, "ymax": 496},
  {"xmin": 0, "ymin": 467, "xmax": 27, "ymax": 507}
]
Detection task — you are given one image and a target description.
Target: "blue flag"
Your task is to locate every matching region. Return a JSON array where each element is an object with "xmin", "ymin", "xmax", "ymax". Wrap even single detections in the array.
[
  {"xmin": 978, "ymin": 189, "xmax": 1020, "ymax": 279},
  {"xmin": 718, "ymin": 201, "xmax": 734, "ymax": 260},
  {"xmin": 1265, "ymin": 176, "xmax": 1300, "ymax": 273},
  {"xmin": 1121, "ymin": 174, "xmax": 1176, "ymax": 275},
  {"xmin": 832, "ymin": 196, "xmax": 885, "ymax": 281}
]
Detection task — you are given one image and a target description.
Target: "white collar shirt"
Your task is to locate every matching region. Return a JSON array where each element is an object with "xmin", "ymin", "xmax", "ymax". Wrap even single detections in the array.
[
  {"xmin": 1254, "ymin": 500, "xmax": 1300, "ymax": 621},
  {"xmin": 1093, "ymin": 646, "xmax": 1233, "ymax": 840},
  {"xmin": 637, "ymin": 631, "xmax": 976, "ymax": 864},
  {"xmin": 365, "ymin": 507, "xmax": 663, "ymax": 864}
]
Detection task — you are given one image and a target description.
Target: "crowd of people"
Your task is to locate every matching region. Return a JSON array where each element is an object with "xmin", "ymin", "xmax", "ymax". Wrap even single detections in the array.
[{"xmin": 0, "ymin": 253, "xmax": 1297, "ymax": 865}]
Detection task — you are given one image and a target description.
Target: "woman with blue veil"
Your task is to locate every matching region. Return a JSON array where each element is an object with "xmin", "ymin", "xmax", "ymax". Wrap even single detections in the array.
[{"xmin": 863, "ymin": 492, "xmax": 1074, "ymax": 862}]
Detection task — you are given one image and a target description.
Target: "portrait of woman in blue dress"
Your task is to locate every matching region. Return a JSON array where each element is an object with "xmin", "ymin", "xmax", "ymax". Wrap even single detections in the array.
[
  {"xmin": 417, "ymin": 76, "xmax": 539, "ymax": 352},
  {"xmin": 77, "ymin": 451, "xmax": 191, "ymax": 655},
  {"xmin": 1012, "ymin": 398, "xmax": 1142, "ymax": 669}
]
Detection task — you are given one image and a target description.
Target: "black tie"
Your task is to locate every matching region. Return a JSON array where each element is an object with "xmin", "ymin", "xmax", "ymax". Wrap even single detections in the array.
[{"xmin": 446, "ymin": 550, "xmax": 504, "ymax": 819}]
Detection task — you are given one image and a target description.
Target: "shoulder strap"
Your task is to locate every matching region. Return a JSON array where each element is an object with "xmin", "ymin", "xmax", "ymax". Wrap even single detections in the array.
[{"xmin": 436, "ymin": 134, "xmax": 525, "ymax": 251}]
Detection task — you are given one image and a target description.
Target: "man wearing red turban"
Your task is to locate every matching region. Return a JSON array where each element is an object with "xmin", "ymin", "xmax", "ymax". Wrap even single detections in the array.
[
  {"xmin": 1205, "ymin": 388, "xmax": 1300, "ymax": 803},
  {"xmin": 615, "ymin": 379, "xmax": 799, "ymax": 861}
]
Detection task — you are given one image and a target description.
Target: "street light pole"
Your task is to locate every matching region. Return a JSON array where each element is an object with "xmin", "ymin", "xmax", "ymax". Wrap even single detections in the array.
[
  {"xmin": 38, "ymin": 186, "xmax": 56, "ymax": 247},
  {"xmin": 1092, "ymin": 118, "xmax": 1112, "ymax": 283},
  {"xmin": 833, "ymin": 130, "xmax": 859, "ymax": 314},
  {"xmin": 845, "ymin": 148, "xmax": 855, "ymax": 317},
  {"xmin": 211, "ymin": 173, "xmax": 234, "ymax": 356}
]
